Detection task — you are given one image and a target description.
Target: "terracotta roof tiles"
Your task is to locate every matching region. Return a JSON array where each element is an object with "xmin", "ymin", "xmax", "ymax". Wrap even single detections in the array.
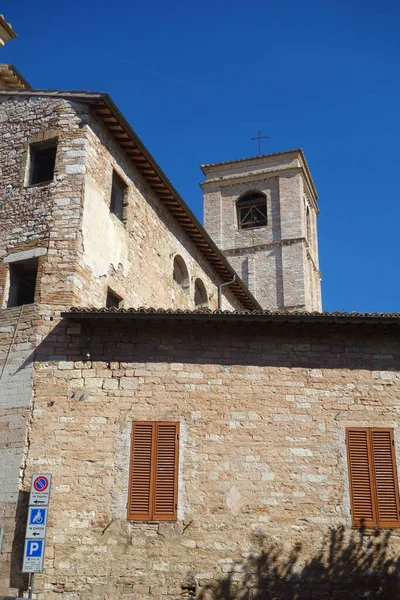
[{"xmin": 62, "ymin": 307, "xmax": 400, "ymax": 325}]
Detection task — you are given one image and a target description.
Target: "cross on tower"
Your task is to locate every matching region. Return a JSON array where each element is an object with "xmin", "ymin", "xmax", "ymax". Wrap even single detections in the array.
[{"xmin": 251, "ymin": 131, "xmax": 268, "ymax": 155}]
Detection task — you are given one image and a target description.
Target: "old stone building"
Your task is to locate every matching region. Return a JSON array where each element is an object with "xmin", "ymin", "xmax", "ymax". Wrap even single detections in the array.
[{"xmin": 0, "ymin": 37, "xmax": 400, "ymax": 600}]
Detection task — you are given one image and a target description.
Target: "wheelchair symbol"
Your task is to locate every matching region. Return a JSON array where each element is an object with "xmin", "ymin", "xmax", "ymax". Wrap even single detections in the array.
[{"xmin": 30, "ymin": 508, "xmax": 45, "ymax": 525}]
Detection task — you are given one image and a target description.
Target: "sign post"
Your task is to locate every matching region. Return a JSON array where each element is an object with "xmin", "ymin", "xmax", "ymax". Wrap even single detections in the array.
[{"xmin": 22, "ymin": 474, "xmax": 52, "ymax": 597}]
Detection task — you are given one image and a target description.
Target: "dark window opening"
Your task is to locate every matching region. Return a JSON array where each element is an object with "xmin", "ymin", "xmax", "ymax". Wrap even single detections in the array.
[
  {"xmin": 237, "ymin": 192, "xmax": 267, "ymax": 229},
  {"xmin": 8, "ymin": 259, "xmax": 39, "ymax": 307},
  {"xmin": 29, "ymin": 141, "xmax": 57, "ymax": 185},
  {"xmin": 106, "ymin": 288, "xmax": 122, "ymax": 309},
  {"xmin": 110, "ymin": 171, "xmax": 127, "ymax": 221},
  {"xmin": 306, "ymin": 206, "xmax": 311, "ymax": 241}
]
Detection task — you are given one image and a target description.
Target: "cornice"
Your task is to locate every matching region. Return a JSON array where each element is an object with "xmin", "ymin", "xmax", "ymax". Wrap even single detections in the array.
[{"xmin": 222, "ymin": 236, "xmax": 305, "ymax": 255}]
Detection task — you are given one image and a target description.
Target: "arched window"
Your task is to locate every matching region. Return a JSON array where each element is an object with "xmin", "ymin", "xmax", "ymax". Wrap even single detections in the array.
[
  {"xmin": 194, "ymin": 278, "xmax": 208, "ymax": 308},
  {"xmin": 173, "ymin": 255, "xmax": 189, "ymax": 290},
  {"xmin": 236, "ymin": 191, "xmax": 267, "ymax": 230}
]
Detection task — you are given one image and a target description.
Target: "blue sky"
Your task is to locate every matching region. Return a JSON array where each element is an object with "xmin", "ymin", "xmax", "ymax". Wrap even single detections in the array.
[{"xmin": 2, "ymin": 0, "xmax": 399, "ymax": 312}]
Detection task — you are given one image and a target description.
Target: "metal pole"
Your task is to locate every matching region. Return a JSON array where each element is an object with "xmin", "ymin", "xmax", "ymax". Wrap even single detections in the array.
[
  {"xmin": 28, "ymin": 572, "xmax": 34, "ymax": 599},
  {"xmin": 218, "ymin": 275, "xmax": 236, "ymax": 309}
]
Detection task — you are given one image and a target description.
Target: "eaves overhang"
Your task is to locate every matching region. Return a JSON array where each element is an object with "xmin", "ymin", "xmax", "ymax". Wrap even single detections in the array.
[
  {"xmin": 0, "ymin": 64, "xmax": 31, "ymax": 90},
  {"xmin": 61, "ymin": 307, "xmax": 400, "ymax": 327},
  {"xmin": 0, "ymin": 89, "xmax": 261, "ymax": 311},
  {"xmin": 0, "ymin": 15, "xmax": 17, "ymax": 45}
]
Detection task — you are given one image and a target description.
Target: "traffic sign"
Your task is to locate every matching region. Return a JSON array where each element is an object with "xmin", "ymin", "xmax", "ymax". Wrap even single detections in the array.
[
  {"xmin": 22, "ymin": 539, "xmax": 45, "ymax": 573},
  {"xmin": 29, "ymin": 473, "xmax": 52, "ymax": 506},
  {"xmin": 25, "ymin": 506, "xmax": 48, "ymax": 540}
]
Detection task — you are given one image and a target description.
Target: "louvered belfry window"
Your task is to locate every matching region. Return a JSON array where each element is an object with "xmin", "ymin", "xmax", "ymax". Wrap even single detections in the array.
[
  {"xmin": 346, "ymin": 428, "xmax": 400, "ymax": 527},
  {"xmin": 128, "ymin": 422, "xmax": 179, "ymax": 521},
  {"xmin": 237, "ymin": 192, "xmax": 267, "ymax": 229}
]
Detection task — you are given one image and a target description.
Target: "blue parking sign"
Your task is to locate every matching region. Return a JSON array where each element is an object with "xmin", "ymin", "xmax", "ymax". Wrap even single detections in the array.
[
  {"xmin": 22, "ymin": 539, "xmax": 45, "ymax": 573},
  {"xmin": 27, "ymin": 540, "xmax": 43, "ymax": 556}
]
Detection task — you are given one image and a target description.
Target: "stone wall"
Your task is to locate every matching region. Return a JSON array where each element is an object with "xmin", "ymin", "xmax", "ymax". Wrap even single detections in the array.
[
  {"xmin": 0, "ymin": 305, "xmax": 39, "ymax": 597},
  {"xmin": 0, "ymin": 93, "xmax": 243, "ymax": 313},
  {"xmin": 75, "ymin": 112, "xmax": 241, "ymax": 311},
  {"xmin": 0, "ymin": 95, "xmax": 89, "ymax": 310},
  {"xmin": 23, "ymin": 316, "xmax": 400, "ymax": 599},
  {"xmin": 0, "ymin": 93, "xmax": 249, "ymax": 597}
]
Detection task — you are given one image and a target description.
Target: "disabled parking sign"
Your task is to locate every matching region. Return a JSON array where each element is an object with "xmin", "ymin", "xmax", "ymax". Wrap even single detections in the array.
[
  {"xmin": 26, "ymin": 506, "xmax": 48, "ymax": 539},
  {"xmin": 22, "ymin": 539, "xmax": 45, "ymax": 573}
]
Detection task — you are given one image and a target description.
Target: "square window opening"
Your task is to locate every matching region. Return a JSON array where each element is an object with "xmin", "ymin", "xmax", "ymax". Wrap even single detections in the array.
[
  {"xmin": 106, "ymin": 288, "xmax": 122, "ymax": 309},
  {"xmin": 8, "ymin": 258, "xmax": 39, "ymax": 308},
  {"xmin": 110, "ymin": 171, "xmax": 128, "ymax": 222},
  {"xmin": 28, "ymin": 141, "xmax": 57, "ymax": 185}
]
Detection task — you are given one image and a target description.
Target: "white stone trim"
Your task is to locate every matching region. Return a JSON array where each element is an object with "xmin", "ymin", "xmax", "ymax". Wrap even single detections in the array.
[{"xmin": 4, "ymin": 247, "xmax": 47, "ymax": 263}]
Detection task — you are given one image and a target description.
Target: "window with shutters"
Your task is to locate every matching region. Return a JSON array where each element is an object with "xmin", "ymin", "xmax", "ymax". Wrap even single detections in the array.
[
  {"xmin": 346, "ymin": 428, "xmax": 400, "ymax": 527},
  {"xmin": 128, "ymin": 422, "xmax": 179, "ymax": 521}
]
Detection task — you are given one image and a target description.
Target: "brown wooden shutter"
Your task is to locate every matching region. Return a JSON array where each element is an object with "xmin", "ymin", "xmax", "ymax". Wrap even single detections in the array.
[
  {"xmin": 371, "ymin": 428, "xmax": 400, "ymax": 527},
  {"xmin": 153, "ymin": 423, "xmax": 179, "ymax": 521},
  {"xmin": 128, "ymin": 422, "xmax": 154, "ymax": 520},
  {"xmin": 346, "ymin": 428, "xmax": 377, "ymax": 527},
  {"xmin": 128, "ymin": 422, "xmax": 179, "ymax": 521},
  {"xmin": 346, "ymin": 427, "xmax": 400, "ymax": 528}
]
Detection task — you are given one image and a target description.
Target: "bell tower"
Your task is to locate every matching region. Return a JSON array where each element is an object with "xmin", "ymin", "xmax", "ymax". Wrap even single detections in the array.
[{"xmin": 201, "ymin": 149, "xmax": 322, "ymax": 311}]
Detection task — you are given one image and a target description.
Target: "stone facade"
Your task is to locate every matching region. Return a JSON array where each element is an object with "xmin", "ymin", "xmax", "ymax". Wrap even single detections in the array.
[
  {"xmin": 0, "ymin": 305, "xmax": 38, "ymax": 595},
  {"xmin": 1, "ymin": 68, "xmax": 397, "ymax": 600},
  {"xmin": 202, "ymin": 152, "xmax": 322, "ymax": 311},
  {"xmin": 0, "ymin": 94, "xmax": 244, "ymax": 313},
  {"xmin": 0, "ymin": 89, "xmax": 252, "ymax": 598},
  {"xmin": 76, "ymin": 108, "xmax": 241, "ymax": 311},
  {"xmin": 21, "ymin": 315, "xmax": 400, "ymax": 599}
]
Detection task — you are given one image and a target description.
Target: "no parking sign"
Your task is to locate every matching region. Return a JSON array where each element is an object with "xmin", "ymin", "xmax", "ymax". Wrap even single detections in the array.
[{"xmin": 28, "ymin": 473, "xmax": 52, "ymax": 506}]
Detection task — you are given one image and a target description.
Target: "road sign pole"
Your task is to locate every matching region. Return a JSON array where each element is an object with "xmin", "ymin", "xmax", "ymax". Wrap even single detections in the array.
[
  {"xmin": 23, "ymin": 473, "xmax": 52, "ymax": 583},
  {"xmin": 28, "ymin": 572, "xmax": 34, "ymax": 599}
]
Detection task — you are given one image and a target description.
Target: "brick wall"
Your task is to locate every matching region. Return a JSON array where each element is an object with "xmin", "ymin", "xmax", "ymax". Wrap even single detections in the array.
[
  {"xmin": 202, "ymin": 153, "xmax": 322, "ymax": 311},
  {"xmin": 21, "ymin": 316, "xmax": 400, "ymax": 599}
]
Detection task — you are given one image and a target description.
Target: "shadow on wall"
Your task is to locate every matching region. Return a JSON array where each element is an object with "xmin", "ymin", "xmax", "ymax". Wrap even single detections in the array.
[
  {"xmin": 197, "ymin": 527, "xmax": 400, "ymax": 600},
  {"xmin": 9, "ymin": 491, "xmax": 29, "ymax": 594}
]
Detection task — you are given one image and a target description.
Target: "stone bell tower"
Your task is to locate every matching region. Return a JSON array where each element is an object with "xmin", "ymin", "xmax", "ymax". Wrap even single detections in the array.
[{"xmin": 201, "ymin": 149, "xmax": 322, "ymax": 311}]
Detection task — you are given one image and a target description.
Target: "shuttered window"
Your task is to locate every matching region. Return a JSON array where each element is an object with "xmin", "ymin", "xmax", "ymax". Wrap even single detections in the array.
[
  {"xmin": 128, "ymin": 422, "xmax": 179, "ymax": 521},
  {"xmin": 346, "ymin": 428, "xmax": 400, "ymax": 527}
]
